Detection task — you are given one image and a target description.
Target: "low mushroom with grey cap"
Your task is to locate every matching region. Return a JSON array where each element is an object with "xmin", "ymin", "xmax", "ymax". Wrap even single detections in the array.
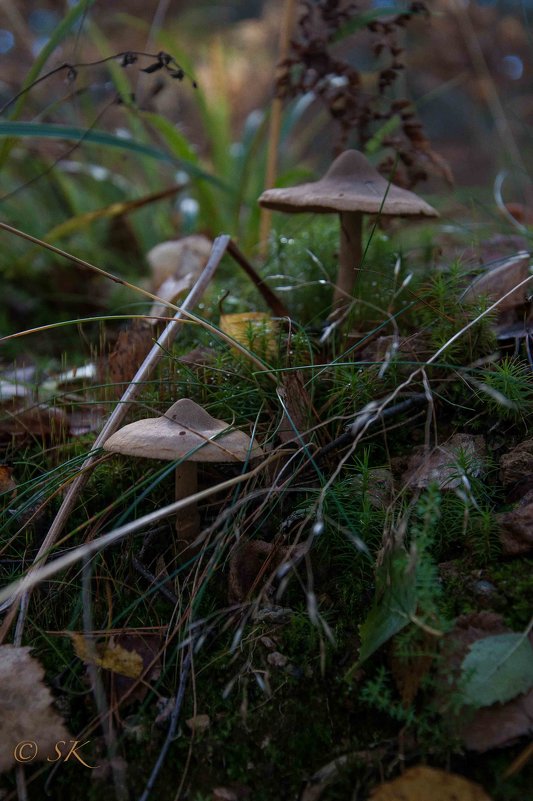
[
  {"xmin": 259, "ymin": 149, "xmax": 438, "ymax": 313},
  {"xmin": 104, "ymin": 398, "xmax": 263, "ymax": 557}
]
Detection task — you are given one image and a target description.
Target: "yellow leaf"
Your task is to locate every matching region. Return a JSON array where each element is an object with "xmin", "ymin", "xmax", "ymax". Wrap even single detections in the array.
[
  {"xmin": 70, "ymin": 633, "xmax": 143, "ymax": 679},
  {"xmin": 369, "ymin": 766, "xmax": 492, "ymax": 801}
]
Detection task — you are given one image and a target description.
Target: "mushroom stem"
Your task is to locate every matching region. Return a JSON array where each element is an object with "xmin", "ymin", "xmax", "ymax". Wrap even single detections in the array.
[
  {"xmin": 333, "ymin": 211, "xmax": 363, "ymax": 312},
  {"xmin": 174, "ymin": 462, "xmax": 201, "ymax": 557}
]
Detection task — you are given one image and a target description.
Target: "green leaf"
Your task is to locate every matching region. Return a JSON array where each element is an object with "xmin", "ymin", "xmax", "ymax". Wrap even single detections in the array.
[
  {"xmin": 461, "ymin": 633, "xmax": 533, "ymax": 708},
  {"xmin": 0, "ymin": 121, "xmax": 173, "ymax": 160},
  {"xmin": 349, "ymin": 550, "xmax": 417, "ymax": 673},
  {"xmin": 0, "ymin": 122, "xmax": 221, "ymax": 189}
]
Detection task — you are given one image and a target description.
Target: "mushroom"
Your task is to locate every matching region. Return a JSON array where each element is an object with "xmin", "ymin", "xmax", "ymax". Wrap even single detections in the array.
[
  {"xmin": 146, "ymin": 235, "xmax": 212, "ymax": 291},
  {"xmin": 258, "ymin": 149, "xmax": 438, "ymax": 313},
  {"xmin": 103, "ymin": 398, "xmax": 263, "ymax": 557}
]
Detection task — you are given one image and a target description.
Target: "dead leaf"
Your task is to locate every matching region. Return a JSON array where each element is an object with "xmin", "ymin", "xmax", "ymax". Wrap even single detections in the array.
[
  {"xmin": 68, "ymin": 403, "xmax": 106, "ymax": 437},
  {"xmin": 462, "ymin": 686, "xmax": 533, "ymax": 752},
  {"xmin": 498, "ymin": 489, "xmax": 533, "ymax": 555},
  {"xmin": 220, "ymin": 312, "xmax": 278, "ymax": 359},
  {"xmin": 369, "ymin": 765, "xmax": 492, "ymax": 800},
  {"xmin": 462, "ymin": 252, "xmax": 531, "ymax": 312},
  {"xmin": 228, "ymin": 540, "xmax": 306, "ymax": 603},
  {"xmin": 439, "ymin": 613, "xmax": 533, "ymax": 751},
  {"xmin": 0, "ymin": 379, "xmax": 30, "ymax": 401},
  {"xmin": 106, "ymin": 321, "xmax": 155, "ymax": 396},
  {"xmin": 403, "ymin": 434, "xmax": 486, "ymax": 491},
  {"xmin": 0, "ymin": 464, "xmax": 17, "ymax": 502},
  {"xmin": 70, "ymin": 633, "xmax": 143, "ymax": 679},
  {"xmin": 0, "ymin": 404, "xmax": 68, "ymax": 445},
  {"xmin": 108, "ymin": 633, "xmax": 162, "ymax": 706},
  {"xmin": 278, "ymin": 371, "xmax": 314, "ymax": 444},
  {"xmin": 390, "ymin": 632, "xmax": 436, "ymax": 707},
  {"xmin": 0, "ymin": 645, "xmax": 70, "ymax": 774}
]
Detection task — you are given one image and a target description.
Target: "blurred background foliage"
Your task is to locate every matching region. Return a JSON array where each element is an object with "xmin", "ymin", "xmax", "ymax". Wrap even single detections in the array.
[{"xmin": 0, "ymin": 0, "xmax": 532, "ymax": 351}]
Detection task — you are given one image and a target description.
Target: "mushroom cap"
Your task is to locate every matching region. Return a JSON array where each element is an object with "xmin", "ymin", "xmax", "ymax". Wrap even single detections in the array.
[
  {"xmin": 103, "ymin": 399, "xmax": 263, "ymax": 462},
  {"xmin": 146, "ymin": 235, "xmax": 212, "ymax": 289},
  {"xmin": 258, "ymin": 149, "xmax": 438, "ymax": 218}
]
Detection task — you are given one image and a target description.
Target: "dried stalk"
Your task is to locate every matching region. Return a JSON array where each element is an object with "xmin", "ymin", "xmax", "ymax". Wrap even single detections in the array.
[{"xmin": 258, "ymin": 0, "xmax": 297, "ymax": 258}]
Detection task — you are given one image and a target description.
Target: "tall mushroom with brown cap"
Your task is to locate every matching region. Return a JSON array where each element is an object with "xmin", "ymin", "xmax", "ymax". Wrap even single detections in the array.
[
  {"xmin": 103, "ymin": 399, "xmax": 263, "ymax": 557},
  {"xmin": 258, "ymin": 149, "xmax": 438, "ymax": 312}
]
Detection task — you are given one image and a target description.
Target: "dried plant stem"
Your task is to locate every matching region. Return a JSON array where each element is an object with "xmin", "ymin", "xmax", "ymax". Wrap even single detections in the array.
[
  {"xmin": 138, "ymin": 647, "xmax": 191, "ymax": 801},
  {"xmin": 0, "ymin": 235, "xmax": 230, "ymax": 641},
  {"xmin": 258, "ymin": 0, "xmax": 297, "ymax": 258},
  {"xmin": 82, "ymin": 559, "xmax": 128, "ymax": 801}
]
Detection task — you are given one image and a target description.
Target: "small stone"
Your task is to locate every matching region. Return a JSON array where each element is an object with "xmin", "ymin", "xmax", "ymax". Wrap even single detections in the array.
[
  {"xmin": 500, "ymin": 439, "xmax": 533, "ymax": 498},
  {"xmin": 472, "ymin": 580, "xmax": 496, "ymax": 597},
  {"xmin": 212, "ymin": 785, "xmax": 249, "ymax": 801},
  {"xmin": 252, "ymin": 605, "xmax": 293, "ymax": 622},
  {"xmin": 266, "ymin": 651, "xmax": 288, "ymax": 668},
  {"xmin": 212, "ymin": 789, "xmax": 238, "ymax": 801},
  {"xmin": 260, "ymin": 636, "xmax": 276, "ymax": 650},
  {"xmin": 353, "ymin": 467, "xmax": 394, "ymax": 509},
  {"xmin": 404, "ymin": 434, "xmax": 486, "ymax": 491}
]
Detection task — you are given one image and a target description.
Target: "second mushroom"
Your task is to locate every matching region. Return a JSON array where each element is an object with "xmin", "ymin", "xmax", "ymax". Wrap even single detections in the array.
[
  {"xmin": 104, "ymin": 398, "xmax": 263, "ymax": 558},
  {"xmin": 258, "ymin": 149, "xmax": 438, "ymax": 314}
]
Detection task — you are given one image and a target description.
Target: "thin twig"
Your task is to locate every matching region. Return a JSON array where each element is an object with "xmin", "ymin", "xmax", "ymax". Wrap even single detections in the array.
[
  {"xmin": 82, "ymin": 558, "xmax": 128, "ymax": 801},
  {"xmin": 313, "ymin": 394, "xmax": 428, "ymax": 461},
  {"xmin": 132, "ymin": 557, "xmax": 179, "ymax": 606},
  {"xmin": 138, "ymin": 647, "xmax": 192, "ymax": 801}
]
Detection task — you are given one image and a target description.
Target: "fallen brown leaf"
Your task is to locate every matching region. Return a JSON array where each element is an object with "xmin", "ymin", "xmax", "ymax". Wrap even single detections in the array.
[
  {"xmin": 0, "ymin": 645, "xmax": 70, "ymax": 774},
  {"xmin": 108, "ymin": 632, "xmax": 162, "ymax": 706},
  {"xmin": 369, "ymin": 765, "xmax": 492, "ymax": 800},
  {"xmin": 0, "ymin": 404, "xmax": 68, "ymax": 444},
  {"xmin": 390, "ymin": 632, "xmax": 435, "ymax": 707},
  {"xmin": 278, "ymin": 371, "xmax": 313, "ymax": 444},
  {"xmin": 439, "ymin": 613, "xmax": 533, "ymax": 752},
  {"xmin": 0, "ymin": 464, "xmax": 17, "ymax": 502},
  {"xmin": 228, "ymin": 540, "xmax": 306, "ymax": 603},
  {"xmin": 106, "ymin": 321, "xmax": 155, "ymax": 396},
  {"xmin": 462, "ymin": 253, "xmax": 531, "ymax": 312}
]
